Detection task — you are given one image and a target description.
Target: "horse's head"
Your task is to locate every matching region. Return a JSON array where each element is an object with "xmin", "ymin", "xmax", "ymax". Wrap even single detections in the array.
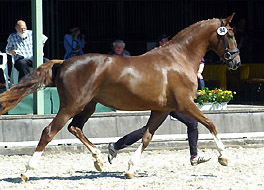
[{"xmin": 214, "ymin": 13, "xmax": 241, "ymax": 70}]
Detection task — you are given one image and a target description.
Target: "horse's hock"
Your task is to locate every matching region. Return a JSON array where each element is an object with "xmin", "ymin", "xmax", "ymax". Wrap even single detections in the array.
[{"xmin": 0, "ymin": 105, "xmax": 264, "ymax": 146}]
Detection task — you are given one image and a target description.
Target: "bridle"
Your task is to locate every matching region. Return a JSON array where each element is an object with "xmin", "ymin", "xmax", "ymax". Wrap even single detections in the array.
[{"xmin": 217, "ymin": 19, "xmax": 240, "ymax": 63}]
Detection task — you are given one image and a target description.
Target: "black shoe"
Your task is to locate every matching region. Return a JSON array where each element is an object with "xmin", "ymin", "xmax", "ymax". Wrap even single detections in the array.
[{"xmin": 107, "ymin": 143, "xmax": 117, "ymax": 164}]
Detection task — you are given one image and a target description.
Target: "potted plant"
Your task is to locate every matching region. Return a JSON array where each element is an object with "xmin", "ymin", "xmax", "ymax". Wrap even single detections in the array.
[{"xmin": 194, "ymin": 87, "xmax": 236, "ymax": 110}]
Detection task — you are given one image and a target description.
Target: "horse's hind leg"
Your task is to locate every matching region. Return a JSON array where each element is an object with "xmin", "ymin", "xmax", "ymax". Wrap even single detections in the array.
[
  {"xmin": 21, "ymin": 108, "xmax": 74, "ymax": 182},
  {"xmin": 67, "ymin": 100, "xmax": 103, "ymax": 171},
  {"xmin": 125, "ymin": 111, "xmax": 168, "ymax": 178}
]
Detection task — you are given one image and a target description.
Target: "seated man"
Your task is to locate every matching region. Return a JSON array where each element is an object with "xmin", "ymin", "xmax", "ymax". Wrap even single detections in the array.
[
  {"xmin": 108, "ymin": 39, "xmax": 131, "ymax": 57},
  {"xmin": 6, "ymin": 20, "xmax": 49, "ymax": 80}
]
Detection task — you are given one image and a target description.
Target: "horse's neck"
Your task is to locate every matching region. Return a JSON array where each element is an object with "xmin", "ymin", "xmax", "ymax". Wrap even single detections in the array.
[{"xmin": 169, "ymin": 20, "xmax": 218, "ymax": 70}]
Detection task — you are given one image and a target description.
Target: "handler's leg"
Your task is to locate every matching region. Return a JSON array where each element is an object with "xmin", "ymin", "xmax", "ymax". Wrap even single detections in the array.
[
  {"xmin": 170, "ymin": 111, "xmax": 210, "ymax": 165},
  {"xmin": 170, "ymin": 111, "xmax": 199, "ymax": 156},
  {"xmin": 108, "ymin": 126, "xmax": 148, "ymax": 164},
  {"xmin": 125, "ymin": 111, "xmax": 168, "ymax": 178},
  {"xmin": 115, "ymin": 126, "xmax": 148, "ymax": 150}
]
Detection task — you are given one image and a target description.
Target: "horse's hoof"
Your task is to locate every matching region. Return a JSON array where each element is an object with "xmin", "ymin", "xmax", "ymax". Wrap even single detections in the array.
[
  {"xmin": 21, "ymin": 173, "xmax": 29, "ymax": 182},
  {"xmin": 124, "ymin": 173, "xmax": 135, "ymax": 179},
  {"xmin": 94, "ymin": 160, "xmax": 103, "ymax": 172},
  {"xmin": 218, "ymin": 157, "xmax": 228, "ymax": 166}
]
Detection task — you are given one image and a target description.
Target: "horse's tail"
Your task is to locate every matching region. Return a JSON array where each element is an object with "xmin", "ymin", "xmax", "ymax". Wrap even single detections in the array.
[{"xmin": 0, "ymin": 59, "xmax": 64, "ymax": 115}]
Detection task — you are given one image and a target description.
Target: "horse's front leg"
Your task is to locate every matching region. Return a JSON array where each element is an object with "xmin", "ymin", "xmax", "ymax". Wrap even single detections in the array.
[
  {"xmin": 67, "ymin": 101, "xmax": 103, "ymax": 171},
  {"xmin": 125, "ymin": 111, "xmax": 168, "ymax": 178},
  {"xmin": 180, "ymin": 101, "xmax": 228, "ymax": 166},
  {"xmin": 210, "ymin": 131, "xmax": 228, "ymax": 166},
  {"xmin": 21, "ymin": 109, "xmax": 73, "ymax": 182}
]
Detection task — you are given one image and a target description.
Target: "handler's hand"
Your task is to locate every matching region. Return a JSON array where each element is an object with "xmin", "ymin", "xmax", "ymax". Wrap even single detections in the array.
[
  {"xmin": 9, "ymin": 50, "xmax": 18, "ymax": 56},
  {"xmin": 197, "ymin": 72, "xmax": 203, "ymax": 80}
]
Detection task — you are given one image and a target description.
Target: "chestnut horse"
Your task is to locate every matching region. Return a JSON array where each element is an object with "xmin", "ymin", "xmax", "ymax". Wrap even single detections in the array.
[{"xmin": 0, "ymin": 13, "xmax": 240, "ymax": 181}]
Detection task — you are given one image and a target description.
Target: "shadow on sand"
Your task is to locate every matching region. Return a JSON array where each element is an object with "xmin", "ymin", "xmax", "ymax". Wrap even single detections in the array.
[{"xmin": 0, "ymin": 170, "xmax": 149, "ymax": 183}]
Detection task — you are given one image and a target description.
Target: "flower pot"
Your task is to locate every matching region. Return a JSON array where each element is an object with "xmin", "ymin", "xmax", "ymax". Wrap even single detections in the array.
[{"xmin": 195, "ymin": 102, "xmax": 227, "ymax": 111}]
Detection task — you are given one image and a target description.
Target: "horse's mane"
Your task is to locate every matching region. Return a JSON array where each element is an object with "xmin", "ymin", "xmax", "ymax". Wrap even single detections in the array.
[
  {"xmin": 150, "ymin": 18, "xmax": 219, "ymax": 51},
  {"xmin": 172, "ymin": 19, "xmax": 218, "ymax": 40}
]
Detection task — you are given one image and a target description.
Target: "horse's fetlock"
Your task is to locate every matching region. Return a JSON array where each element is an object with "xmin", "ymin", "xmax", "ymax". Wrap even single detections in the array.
[
  {"xmin": 128, "ymin": 159, "xmax": 134, "ymax": 167},
  {"xmin": 92, "ymin": 153, "xmax": 97, "ymax": 158},
  {"xmin": 25, "ymin": 163, "xmax": 35, "ymax": 170},
  {"xmin": 92, "ymin": 150, "xmax": 101, "ymax": 159}
]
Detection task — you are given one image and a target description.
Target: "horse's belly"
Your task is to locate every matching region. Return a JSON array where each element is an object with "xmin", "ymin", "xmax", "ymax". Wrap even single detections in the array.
[{"xmin": 95, "ymin": 92, "xmax": 173, "ymax": 111}]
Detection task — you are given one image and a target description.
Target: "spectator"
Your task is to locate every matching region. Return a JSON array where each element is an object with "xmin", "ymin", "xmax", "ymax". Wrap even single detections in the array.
[
  {"xmin": 6, "ymin": 20, "xmax": 49, "ymax": 80},
  {"xmin": 234, "ymin": 18, "xmax": 251, "ymax": 61},
  {"xmin": 107, "ymin": 35, "xmax": 210, "ymax": 166},
  {"xmin": 234, "ymin": 18, "xmax": 247, "ymax": 50},
  {"xmin": 108, "ymin": 40, "xmax": 131, "ymax": 57},
  {"xmin": 64, "ymin": 27, "xmax": 85, "ymax": 59},
  {"xmin": 157, "ymin": 34, "xmax": 170, "ymax": 47}
]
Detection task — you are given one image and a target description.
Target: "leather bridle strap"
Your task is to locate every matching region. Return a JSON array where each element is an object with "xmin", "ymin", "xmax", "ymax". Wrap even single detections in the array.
[{"xmin": 218, "ymin": 19, "xmax": 240, "ymax": 62}]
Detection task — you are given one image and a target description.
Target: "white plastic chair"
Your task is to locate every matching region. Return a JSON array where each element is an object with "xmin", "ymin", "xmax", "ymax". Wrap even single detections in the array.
[
  {"xmin": 9, "ymin": 54, "xmax": 19, "ymax": 86},
  {"xmin": 0, "ymin": 53, "xmax": 10, "ymax": 89}
]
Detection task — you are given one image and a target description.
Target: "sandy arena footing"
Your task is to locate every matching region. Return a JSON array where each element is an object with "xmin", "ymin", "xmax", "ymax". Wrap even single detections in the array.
[{"xmin": 0, "ymin": 146, "xmax": 264, "ymax": 190}]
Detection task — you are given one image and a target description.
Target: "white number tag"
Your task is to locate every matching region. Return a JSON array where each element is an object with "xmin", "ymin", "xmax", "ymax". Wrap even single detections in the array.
[{"xmin": 217, "ymin": 27, "xmax": 228, "ymax": 36}]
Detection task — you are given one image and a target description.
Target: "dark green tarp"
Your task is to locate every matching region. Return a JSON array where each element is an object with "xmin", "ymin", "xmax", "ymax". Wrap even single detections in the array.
[{"xmin": 2, "ymin": 87, "xmax": 115, "ymax": 115}]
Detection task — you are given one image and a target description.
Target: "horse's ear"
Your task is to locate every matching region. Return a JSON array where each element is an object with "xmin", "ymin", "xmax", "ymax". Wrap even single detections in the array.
[{"xmin": 225, "ymin": 13, "xmax": 235, "ymax": 25}]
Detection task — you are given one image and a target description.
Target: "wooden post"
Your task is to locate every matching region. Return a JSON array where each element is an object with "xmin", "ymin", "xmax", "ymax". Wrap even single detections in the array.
[{"xmin": 32, "ymin": 0, "xmax": 44, "ymax": 114}]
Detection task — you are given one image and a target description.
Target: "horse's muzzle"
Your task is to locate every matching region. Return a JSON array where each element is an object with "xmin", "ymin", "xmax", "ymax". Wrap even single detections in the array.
[{"xmin": 227, "ymin": 59, "xmax": 241, "ymax": 70}]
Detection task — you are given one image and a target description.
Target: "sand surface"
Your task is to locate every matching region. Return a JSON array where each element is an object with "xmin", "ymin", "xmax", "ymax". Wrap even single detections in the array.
[{"xmin": 0, "ymin": 146, "xmax": 264, "ymax": 190}]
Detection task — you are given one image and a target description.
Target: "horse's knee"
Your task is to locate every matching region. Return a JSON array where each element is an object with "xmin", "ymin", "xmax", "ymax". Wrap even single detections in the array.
[
  {"xmin": 41, "ymin": 126, "xmax": 53, "ymax": 140},
  {"xmin": 37, "ymin": 126, "xmax": 55, "ymax": 149},
  {"xmin": 207, "ymin": 121, "xmax": 217, "ymax": 135}
]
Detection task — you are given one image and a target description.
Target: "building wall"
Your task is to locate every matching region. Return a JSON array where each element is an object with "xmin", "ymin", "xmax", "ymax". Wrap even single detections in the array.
[
  {"xmin": 1, "ymin": 108, "xmax": 264, "ymax": 142},
  {"xmin": 0, "ymin": 0, "xmax": 263, "ymax": 62}
]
